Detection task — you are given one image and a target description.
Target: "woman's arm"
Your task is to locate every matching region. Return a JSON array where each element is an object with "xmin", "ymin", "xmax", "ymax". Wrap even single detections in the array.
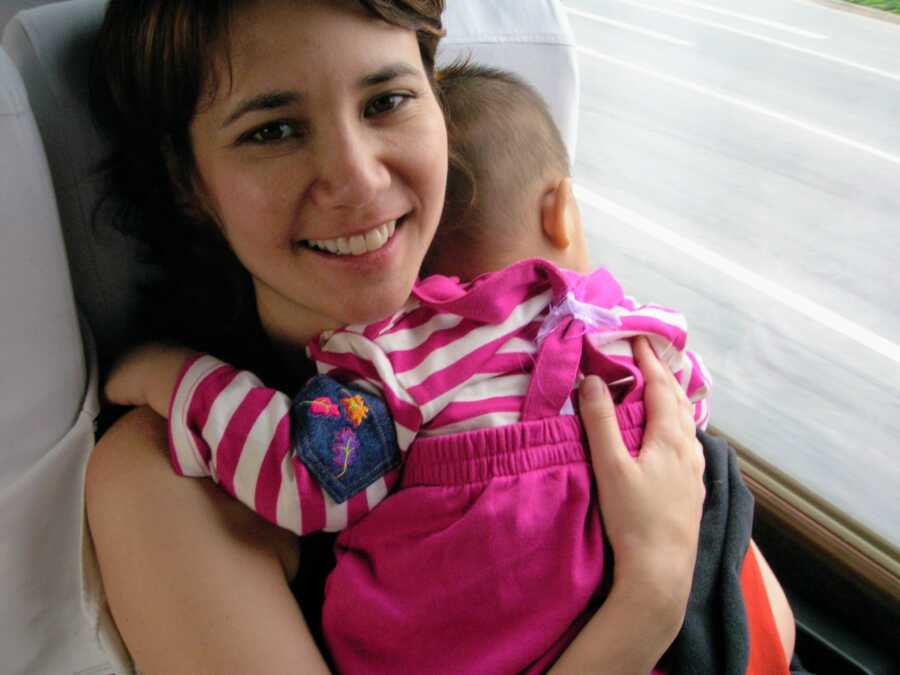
[
  {"xmin": 86, "ymin": 406, "xmax": 330, "ymax": 674},
  {"xmin": 752, "ymin": 540, "xmax": 796, "ymax": 665},
  {"xmin": 551, "ymin": 337, "xmax": 706, "ymax": 673}
]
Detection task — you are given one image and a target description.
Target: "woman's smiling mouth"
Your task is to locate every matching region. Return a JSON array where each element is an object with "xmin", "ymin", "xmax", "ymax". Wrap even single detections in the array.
[{"xmin": 303, "ymin": 219, "xmax": 398, "ymax": 256}]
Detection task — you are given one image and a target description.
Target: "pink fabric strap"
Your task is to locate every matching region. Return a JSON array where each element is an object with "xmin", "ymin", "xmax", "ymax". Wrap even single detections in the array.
[
  {"xmin": 521, "ymin": 284, "xmax": 622, "ymax": 421},
  {"xmin": 522, "ymin": 319, "xmax": 584, "ymax": 421}
]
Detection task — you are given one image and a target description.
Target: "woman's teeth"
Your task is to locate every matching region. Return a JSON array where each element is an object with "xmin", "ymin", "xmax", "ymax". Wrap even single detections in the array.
[{"xmin": 306, "ymin": 220, "xmax": 397, "ymax": 256}]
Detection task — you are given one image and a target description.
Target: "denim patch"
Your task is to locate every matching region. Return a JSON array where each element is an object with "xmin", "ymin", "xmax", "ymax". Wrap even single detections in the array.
[{"xmin": 291, "ymin": 375, "xmax": 400, "ymax": 504}]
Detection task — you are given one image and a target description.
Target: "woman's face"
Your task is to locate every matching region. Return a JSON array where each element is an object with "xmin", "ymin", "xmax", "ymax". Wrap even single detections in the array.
[{"xmin": 190, "ymin": 0, "xmax": 448, "ymax": 345}]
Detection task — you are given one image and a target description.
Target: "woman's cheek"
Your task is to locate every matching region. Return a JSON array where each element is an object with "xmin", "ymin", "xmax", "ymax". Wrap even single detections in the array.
[
  {"xmin": 407, "ymin": 109, "xmax": 449, "ymax": 219},
  {"xmin": 213, "ymin": 161, "xmax": 299, "ymax": 246}
]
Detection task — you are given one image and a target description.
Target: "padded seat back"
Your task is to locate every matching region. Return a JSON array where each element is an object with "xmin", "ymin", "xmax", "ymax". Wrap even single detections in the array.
[
  {"xmin": 0, "ymin": 45, "xmax": 106, "ymax": 675},
  {"xmin": 0, "ymin": 45, "xmax": 84, "ymax": 484},
  {"xmin": 438, "ymin": 0, "xmax": 579, "ymax": 160},
  {"xmin": 0, "ymin": 0, "xmax": 60, "ymax": 32},
  {"xmin": 3, "ymin": 0, "xmax": 148, "ymax": 367}
]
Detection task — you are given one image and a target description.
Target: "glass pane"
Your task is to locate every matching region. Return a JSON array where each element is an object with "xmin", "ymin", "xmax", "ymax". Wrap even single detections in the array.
[{"xmin": 568, "ymin": 0, "xmax": 900, "ymax": 549}]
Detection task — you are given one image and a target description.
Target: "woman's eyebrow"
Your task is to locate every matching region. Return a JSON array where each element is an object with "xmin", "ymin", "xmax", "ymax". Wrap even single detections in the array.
[
  {"xmin": 358, "ymin": 63, "xmax": 420, "ymax": 88},
  {"xmin": 221, "ymin": 90, "xmax": 303, "ymax": 129},
  {"xmin": 220, "ymin": 64, "xmax": 418, "ymax": 129}
]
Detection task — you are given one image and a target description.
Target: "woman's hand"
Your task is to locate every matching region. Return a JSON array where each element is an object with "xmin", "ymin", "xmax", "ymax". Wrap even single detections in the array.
[
  {"xmin": 551, "ymin": 337, "xmax": 705, "ymax": 674},
  {"xmin": 584, "ymin": 336, "xmax": 705, "ymax": 611},
  {"xmin": 105, "ymin": 343, "xmax": 198, "ymax": 418}
]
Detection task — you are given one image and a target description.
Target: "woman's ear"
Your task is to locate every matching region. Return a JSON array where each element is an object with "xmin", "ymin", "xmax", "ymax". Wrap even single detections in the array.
[{"xmin": 540, "ymin": 176, "xmax": 580, "ymax": 251}]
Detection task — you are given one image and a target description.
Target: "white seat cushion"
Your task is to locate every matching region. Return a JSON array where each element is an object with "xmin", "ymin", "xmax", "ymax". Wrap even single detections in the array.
[
  {"xmin": 0, "ymin": 45, "xmax": 107, "ymax": 675},
  {"xmin": 3, "ymin": 0, "xmax": 150, "ymax": 366},
  {"xmin": 0, "ymin": 1, "xmax": 61, "ymax": 34},
  {"xmin": 438, "ymin": 0, "xmax": 579, "ymax": 161}
]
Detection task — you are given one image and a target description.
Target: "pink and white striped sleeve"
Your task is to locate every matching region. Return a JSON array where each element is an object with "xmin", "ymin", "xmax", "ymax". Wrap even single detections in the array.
[
  {"xmin": 308, "ymin": 329, "xmax": 423, "ymax": 451},
  {"xmin": 613, "ymin": 299, "xmax": 713, "ymax": 429},
  {"xmin": 682, "ymin": 349, "xmax": 712, "ymax": 430},
  {"xmin": 167, "ymin": 354, "xmax": 399, "ymax": 535}
]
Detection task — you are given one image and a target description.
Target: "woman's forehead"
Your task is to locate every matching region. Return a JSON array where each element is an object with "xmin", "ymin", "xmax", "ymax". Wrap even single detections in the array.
[{"xmin": 209, "ymin": 0, "xmax": 423, "ymax": 100}]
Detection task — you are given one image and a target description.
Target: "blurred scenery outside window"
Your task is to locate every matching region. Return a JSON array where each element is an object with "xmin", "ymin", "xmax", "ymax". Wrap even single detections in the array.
[{"xmin": 567, "ymin": 0, "xmax": 900, "ymax": 570}]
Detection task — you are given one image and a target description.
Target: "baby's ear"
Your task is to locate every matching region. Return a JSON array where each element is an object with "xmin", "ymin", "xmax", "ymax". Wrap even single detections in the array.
[{"xmin": 541, "ymin": 176, "xmax": 580, "ymax": 250}]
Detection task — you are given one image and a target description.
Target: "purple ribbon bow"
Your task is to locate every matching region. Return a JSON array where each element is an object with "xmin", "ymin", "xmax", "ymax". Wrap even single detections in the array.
[{"xmin": 535, "ymin": 291, "xmax": 621, "ymax": 345}]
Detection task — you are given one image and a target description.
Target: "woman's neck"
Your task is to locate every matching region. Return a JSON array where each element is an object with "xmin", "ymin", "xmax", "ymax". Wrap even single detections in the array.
[
  {"xmin": 254, "ymin": 284, "xmax": 340, "ymax": 382},
  {"xmin": 267, "ymin": 335, "xmax": 317, "ymax": 383},
  {"xmin": 254, "ymin": 282, "xmax": 341, "ymax": 347}
]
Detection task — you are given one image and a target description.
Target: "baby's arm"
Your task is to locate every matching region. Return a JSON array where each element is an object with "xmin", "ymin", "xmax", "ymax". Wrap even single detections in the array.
[
  {"xmin": 167, "ymin": 355, "xmax": 403, "ymax": 536},
  {"xmin": 105, "ymin": 343, "xmax": 198, "ymax": 418}
]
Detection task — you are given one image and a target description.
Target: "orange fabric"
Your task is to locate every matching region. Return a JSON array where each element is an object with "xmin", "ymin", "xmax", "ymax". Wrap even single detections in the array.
[{"xmin": 741, "ymin": 546, "xmax": 789, "ymax": 675}]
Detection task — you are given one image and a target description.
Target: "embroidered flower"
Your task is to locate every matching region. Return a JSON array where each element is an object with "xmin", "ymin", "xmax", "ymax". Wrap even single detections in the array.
[
  {"xmin": 332, "ymin": 427, "xmax": 360, "ymax": 478},
  {"xmin": 341, "ymin": 395, "xmax": 369, "ymax": 427},
  {"xmin": 306, "ymin": 396, "xmax": 340, "ymax": 417}
]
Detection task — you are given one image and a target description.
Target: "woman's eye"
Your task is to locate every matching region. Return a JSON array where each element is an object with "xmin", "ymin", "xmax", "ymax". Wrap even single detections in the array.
[
  {"xmin": 364, "ymin": 93, "xmax": 409, "ymax": 117},
  {"xmin": 246, "ymin": 121, "xmax": 297, "ymax": 144}
]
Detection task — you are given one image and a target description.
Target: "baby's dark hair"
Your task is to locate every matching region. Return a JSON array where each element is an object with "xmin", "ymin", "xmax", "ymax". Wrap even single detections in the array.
[{"xmin": 435, "ymin": 61, "xmax": 570, "ymax": 251}]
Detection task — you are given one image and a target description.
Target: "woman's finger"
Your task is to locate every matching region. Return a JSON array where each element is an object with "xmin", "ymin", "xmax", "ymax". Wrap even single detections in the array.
[
  {"xmin": 578, "ymin": 375, "xmax": 630, "ymax": 472},
  {"xmin": 633, "ymin": 337, "xmax": 679, "ymax": 438},
  {"xmin": 670, "ymin": 374, "xmax": 697, "ymax": 437}
]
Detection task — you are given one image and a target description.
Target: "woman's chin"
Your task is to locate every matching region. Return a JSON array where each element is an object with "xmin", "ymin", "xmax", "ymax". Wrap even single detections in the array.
[
  {"xmin": 342, "ymin": 257, "xmax": 421, "ymax": 324},
  {"xmin": 339, "ymin": 287, "xmax": 411, "ymax": 326}
]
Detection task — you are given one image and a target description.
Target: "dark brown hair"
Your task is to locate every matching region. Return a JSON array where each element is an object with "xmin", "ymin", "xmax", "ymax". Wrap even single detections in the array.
[
  {"xmin": 433, "ymin": 61, "xmax": 570, "ymax": 252},
  {"xmin": 91, "ymin": 0, "xmax": 445, "ymax": 375}
]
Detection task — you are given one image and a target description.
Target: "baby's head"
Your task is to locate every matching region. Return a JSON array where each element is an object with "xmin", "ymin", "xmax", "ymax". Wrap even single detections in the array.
[{"xmin": 425, "ymin": 62, "xmax": 590, "ymax": 280}]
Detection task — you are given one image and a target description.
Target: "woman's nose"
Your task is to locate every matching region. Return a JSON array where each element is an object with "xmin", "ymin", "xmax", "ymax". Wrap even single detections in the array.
[{"xmin": 309, "ymin": 121, "xmax": 391, "ymax": 209}]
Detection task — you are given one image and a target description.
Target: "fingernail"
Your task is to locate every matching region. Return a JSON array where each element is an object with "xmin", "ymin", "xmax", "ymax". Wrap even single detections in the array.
[{"xmin": 581, "ymin": 376, "xmax": 606, "ymax": 401}]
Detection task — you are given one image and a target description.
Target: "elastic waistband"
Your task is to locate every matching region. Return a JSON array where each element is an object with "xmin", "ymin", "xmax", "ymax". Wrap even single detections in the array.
[
  {"xmin": 402, "ymin": 401, "xmax": 645, "ymax": 487},
  {"xmin": 402, "ymin": 415, "xmax": 585, "ymax": 487}
]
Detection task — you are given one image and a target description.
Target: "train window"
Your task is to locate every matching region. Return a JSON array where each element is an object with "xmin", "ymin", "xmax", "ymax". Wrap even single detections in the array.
[{"xmin": 566, "ymin": 0, "xmax": 900, "ymax": 596}]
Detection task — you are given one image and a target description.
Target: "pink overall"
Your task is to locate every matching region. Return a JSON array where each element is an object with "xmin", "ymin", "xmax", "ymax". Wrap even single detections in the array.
[
  {"xmin": 322, "ymin": 304, "xmax": 650, "ymax": 673},
  {"xmin": 167, "ymin": 262, "xmax": 701, "ymax": 671}
]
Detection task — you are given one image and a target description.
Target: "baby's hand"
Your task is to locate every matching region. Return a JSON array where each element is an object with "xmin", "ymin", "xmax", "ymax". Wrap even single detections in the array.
[{"xmin": 105, "ymin": 343, "xmax": 198, "ymax": 418}]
